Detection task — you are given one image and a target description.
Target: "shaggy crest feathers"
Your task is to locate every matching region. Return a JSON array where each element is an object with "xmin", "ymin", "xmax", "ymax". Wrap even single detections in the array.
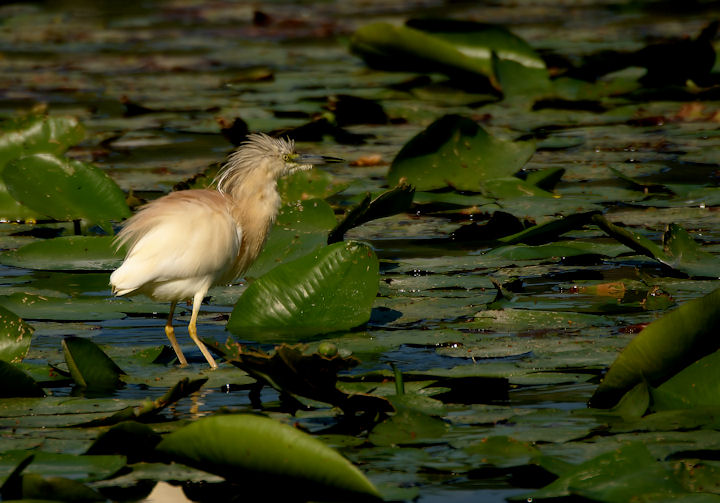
[{"xmin": 215, "ymin": 133, "xmax": 295, "ymax": 194}]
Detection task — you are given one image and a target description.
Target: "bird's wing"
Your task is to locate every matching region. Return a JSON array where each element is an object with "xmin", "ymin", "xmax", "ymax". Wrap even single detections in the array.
[{"xmin": 111, "ymin": 191, "xmax": 242, "ymax": 293}]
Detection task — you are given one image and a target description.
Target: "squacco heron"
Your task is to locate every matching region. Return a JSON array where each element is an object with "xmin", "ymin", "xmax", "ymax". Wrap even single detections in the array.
[{"xmin": 110, "ymin": 133, "xmax": 340, "ymax": 368}]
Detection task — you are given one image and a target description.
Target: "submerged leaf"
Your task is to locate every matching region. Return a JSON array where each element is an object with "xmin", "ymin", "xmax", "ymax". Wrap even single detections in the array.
[{"xmin": 156, "ymin": 414, "xmax": 382, "ymax": 500}]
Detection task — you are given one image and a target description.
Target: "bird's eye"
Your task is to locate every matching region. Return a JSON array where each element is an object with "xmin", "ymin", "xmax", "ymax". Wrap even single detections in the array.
[{"xmin": 283, "ymin": 154, "xmax": 291, "ymax": 162}]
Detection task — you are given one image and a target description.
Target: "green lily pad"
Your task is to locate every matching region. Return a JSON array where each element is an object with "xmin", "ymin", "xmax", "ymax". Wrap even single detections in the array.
[
  {"xmin": 0, "ymin": 306, "xmax": 33, "ymax": 364},
  {"xmin": 594, "ymin": 216, "xmax": 720, "ymax": 278},
  {"xmin": 328, "ymin": 184, "xmax": 415, "ymax": 244},
  {"xmin": 245, "ymin": 198, "xmax": 336, "ymax": 278},
  {"xmin": 517, "ymin": 442, "xmax": 685, "ymax": 502},
  {"xmin": 0, "ymin": 361, "xmax": 45, "ymax": 398},
  {"xmin": 0, "ymin": 114, "xmax": 84, "ymax": 171},
  {"xmin": 156, "ymin": 414, "xmax": 381, "ymax": 500},
  {"xmin": 590, "ymin": 287, "xmax": 720, "ymax": 408},
  {"xmin": 229, "ymin": 241, "xmax": 379, "ymax": 341},
  {"xmin": 3, "ymin": 153, "xmax": 131, "ymax": 224},
  {"xmin": 650, "ymin": 350, "xmax": 720, "ymax": 410},
  {"xmin": 0, "ymin": 236, "xmax": 122, "ymax": 271},
  {"xmin": 62, "ymin": 336, "xmax": 126, "ymax": 392},
  {"xmin": 387, "ymin": 115, "xmax": 535, "ymax": 192},
  {"xmin": 0, "ymin": 451, "xmax": 126, "ymax": 483},
  {"xmin": 20, "ymin": 473, "xmax": 105, "ymax": 502}
]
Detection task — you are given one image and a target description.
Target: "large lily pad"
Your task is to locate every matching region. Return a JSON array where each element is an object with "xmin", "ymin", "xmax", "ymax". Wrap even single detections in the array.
[
  {"xmin": 228, "ymin": 241, "xmax": 379, "ymax": 340},
  {"xmin": 590, "ymin": 287, "xmax": 720, "ymax": 408},
  {"xmin": 3, "ymin": 153, "xmax": 131, "ymax": 224},
  {"xmin": 0, "ymin": 114, "xmax": 84, "ymax": 171},
  {"xmin": 155, "ymin": 414, "xmax": 382, "ymax": 500},
  {"xmin": 387, "ymin": 115, "xmax": 535, "ymax": 192}
]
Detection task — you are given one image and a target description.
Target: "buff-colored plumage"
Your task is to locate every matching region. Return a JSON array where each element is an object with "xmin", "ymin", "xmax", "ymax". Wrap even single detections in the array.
[{"xmin": 110, "ymin": 133, "xmax": 338, "ymax": 368}]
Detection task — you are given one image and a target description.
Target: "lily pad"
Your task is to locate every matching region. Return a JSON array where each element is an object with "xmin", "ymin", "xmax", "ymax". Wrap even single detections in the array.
[
  {"xmin": 0, "ymin": 360, "xmax": 45, "ymax": 398},
  {"xmin": 590, "ymin": 287, "xmax": 720, "ymax": 408},
  {"xmin": 0, "ymin": 306, "xmax": 33, "ymax": 363},
  {"xmin": 0, "ymin": 236, "xmax": 122, "ymax": 271},
  {"xmin": 229, "ymin": 241, "xmax": 379, "ymax": 340},
  {"xmin": 62, "ymin": 336, "xmax": 126, "ymax": 392},
  {"xmin": 0, "ymin": 114, "xmax": 84, "ymax": 171},
  {"xmin": 387, "ymin": 115, "xmax": 535, "ymax": 192},
  {"xmin": 650, "ymin": 350, "xmax": 720, "ymax": 410},
  {"xmin": 3, "ymin": 153, "xmax": 131, "ymax": 224},
  {"xmin": 155, "ymin": 414, "xmax": 382, "ymax": 500}
]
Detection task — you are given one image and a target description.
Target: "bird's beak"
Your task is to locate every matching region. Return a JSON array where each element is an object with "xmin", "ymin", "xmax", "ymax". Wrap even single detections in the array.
[
  {"xmin": 290, "ymin": 154, "xmax": 344, "ymax": 174},
  {"xmin": 296, "ymin": 154, "xmax": 344, "ymax": 165}
]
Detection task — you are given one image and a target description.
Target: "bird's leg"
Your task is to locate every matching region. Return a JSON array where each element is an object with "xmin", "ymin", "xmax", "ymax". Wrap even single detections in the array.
[
  {"xmin": 165, "ymin": 301, "xmax": 188, "ymax": 366},
  {"xmin": 188, "ymin": 291, "xmax": 218, "ymax": 369}
]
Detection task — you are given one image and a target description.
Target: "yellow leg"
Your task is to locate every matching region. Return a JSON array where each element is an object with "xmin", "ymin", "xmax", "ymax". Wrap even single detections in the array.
[
  {"xmin": 188, "ymin": 291, "xmax": 218, "ymax": 369},
  {"xmin": 165, "ymin": 301, "xmax": 188, "ymax": 366}
]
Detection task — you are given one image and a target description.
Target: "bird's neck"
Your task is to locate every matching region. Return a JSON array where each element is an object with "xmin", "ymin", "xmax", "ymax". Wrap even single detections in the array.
[{"xmin": 224, "ymin": 171, "xmax": 281, "ymax": 279}]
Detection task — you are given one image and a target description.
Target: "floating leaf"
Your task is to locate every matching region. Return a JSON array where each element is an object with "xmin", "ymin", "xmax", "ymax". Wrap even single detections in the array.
[
  {"xmin": 387, "ymin": 115, "xmax": 535, "ymax": 192},
  {"xmin": 517, "ymin": 442, "xmax": 685, "ymax": 502},
  {"xmin": 0, "ymin": 306, "xmax": 33, "ymax": 363},
  {"xmin": 245, "ymin": 198, "xmax": 336, "ymax": 278},
  {"xmin": 155, "ymin": 414, "xmax": 381, "ymax": 500},
  {"xmin": 0, "ymin": 236, "xmax": 122, "ymax": 271},
  {"xmin": 328, "ymin": 183, "xmax": 415, "ymax": 244},
  {"xmin": 86, "ymin": 421, "xmax": 163, "ymax": 462},
  {"xmin": 0, "ymin": 360, "xmax": 45, "ymax": 398},
  {"xmin": 351, "ymin": 23, "xmax": 495, "ymax": 84},
  {"xmin": 278, "ymin": 168, "xmax": 349, "ymax": 202},
  {"xmin": 21, "ymin": 473, "xmax": 105, "ymax": 502},
  {"xmin": 229, "ymin": 241, "xmax": 379, "ymax": 340},
  {"xmin": 590, "ymin": 287, "xmax": 720, "ymax": 408},
  {"xmin": 3, "ymin": 153, "xmax": 131, "ymax": 223},
  {"xmin": 0, "ymin": 114, "xmax": 84, "ymax": 170},
  {"xmin": 462, "ymin": 436, "xmax": 541, "ymax": 468},
  {"xmin": 368, "ymin": 405, "xmax": 449, "ymax": 446},
  {"xmin": 593, "ymin": 216, "xmax": 720, "ymax": 278},
  {"xmin": 650, "ymin": 350, "xmax": 720, "ymax": 410},
  {"xmin": 0, "ymin": 451, "xmax": 126, "ymax": 483},
  {"xmin": 62, "ymin": 336, "xmax": 126, "ymax": 391}
]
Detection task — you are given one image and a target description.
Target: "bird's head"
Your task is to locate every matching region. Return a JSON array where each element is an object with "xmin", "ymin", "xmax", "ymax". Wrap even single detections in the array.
[{"xmin": 216, "ymin": 133, "xmax": 342, "ymax": 194}]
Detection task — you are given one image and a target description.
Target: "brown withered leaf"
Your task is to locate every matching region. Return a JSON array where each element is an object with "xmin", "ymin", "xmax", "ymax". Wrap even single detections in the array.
[{"xmin": 207, "ymin": 340, "xmax": 393, "ymax": 416}]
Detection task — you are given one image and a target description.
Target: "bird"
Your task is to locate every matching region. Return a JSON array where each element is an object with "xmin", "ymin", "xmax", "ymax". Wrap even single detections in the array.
[{"xmin": 110, "ymin": 133, "xmax": 341, "ymax": 368}]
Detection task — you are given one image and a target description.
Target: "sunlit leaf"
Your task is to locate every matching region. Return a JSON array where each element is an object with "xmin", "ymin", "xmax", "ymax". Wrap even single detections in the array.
[
  {"xmin": 245, "ymin": 198, "xmax": 336, "ymax": 278},
  {"xmin": 0, "ymin": 114, "xmax": 84, "ymax": 171},
  {"xmin": 0, "ymin": 306, "xmax": 33, "ymax": 363},
  {"xmin": 3, "ymin": 153, "xmax": 131, "ymax": 224},
  {"xmin": 229, "ymin": 241, "xmax": 379, "ymax": 340},
  {"xmin": 156, "ymin": 414, "xmax": 382, "ymax": 500},
  {"xmin": 590, "ymin": 287, "xmax": 720, "ymax": 408}
]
